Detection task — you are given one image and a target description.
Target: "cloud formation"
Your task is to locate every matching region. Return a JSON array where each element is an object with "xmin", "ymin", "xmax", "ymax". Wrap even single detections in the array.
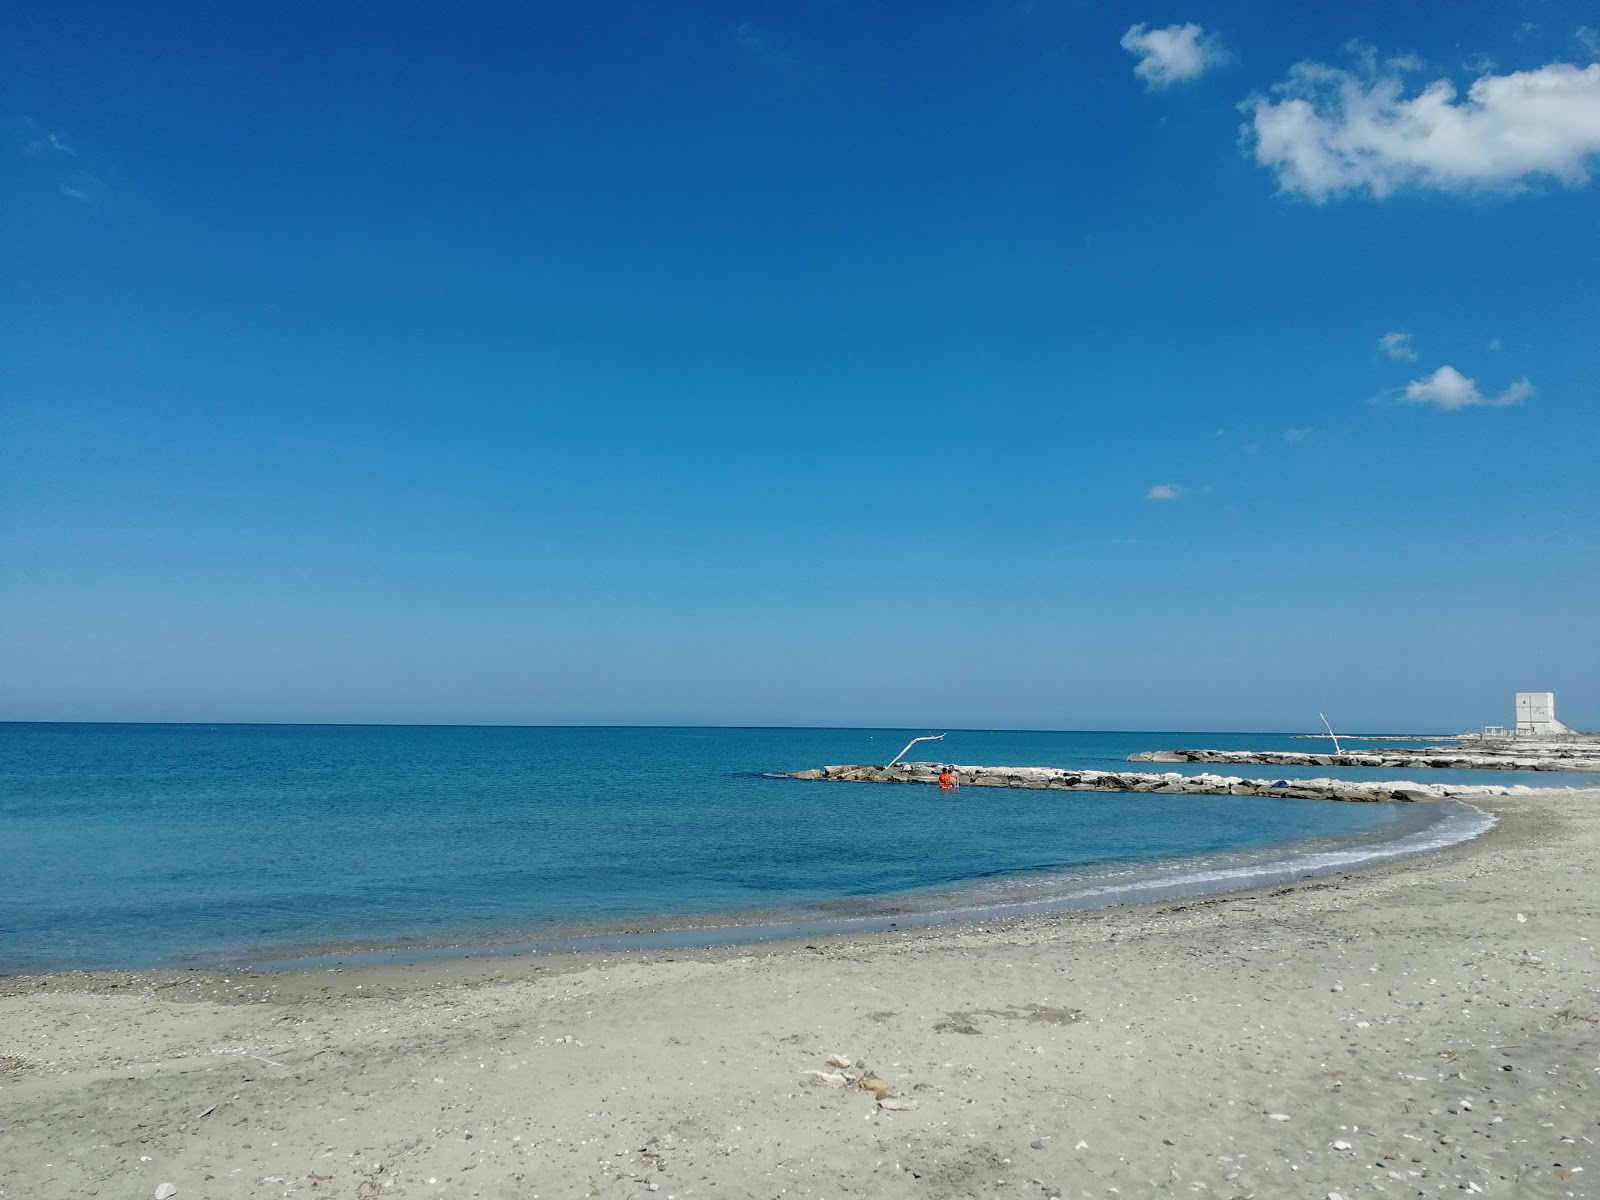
[
  {"xmin": 1400, "ymin": 366, "xmax": 1534, "ymax": 411},
  {"xmin": 1378, "ymin": 331, "xmax": 1418, "ymax": 360},
  {"xmin": 1121, "ymin": 23, "xmax": 1227, "ymax": 88},
  {"xmin": 1145, "ymin": 483, "xmax": 1185, "ymax": 500},
  {"xmin": 1243, "ymin": 57, "xmax": 1600, "ymax": 199},
  {"xmin": 8, "ymin": 117, "xmax": 110, "ymax": 202}
]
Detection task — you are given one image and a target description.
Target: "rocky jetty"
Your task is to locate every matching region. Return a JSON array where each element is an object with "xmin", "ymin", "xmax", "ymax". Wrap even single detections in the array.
[
  {"xmin": 777, "ymin": 762, "xmax": 1536, "ymax": 803},
  {"xmin": 1128, "ymin": 743, "xmax": 1600, "ymax": 773}
]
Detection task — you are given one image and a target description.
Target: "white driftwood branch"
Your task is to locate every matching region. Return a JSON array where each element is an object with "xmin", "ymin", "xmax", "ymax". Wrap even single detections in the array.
[{"xmin": 887, "ymin": 733, "xmax": 946, "ymax": 767}]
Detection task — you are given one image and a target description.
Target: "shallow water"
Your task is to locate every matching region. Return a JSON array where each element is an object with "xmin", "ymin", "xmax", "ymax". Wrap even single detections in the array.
[{"xmin": 0, "ymin": 724, "xmax": 1554, "ymax": 973}]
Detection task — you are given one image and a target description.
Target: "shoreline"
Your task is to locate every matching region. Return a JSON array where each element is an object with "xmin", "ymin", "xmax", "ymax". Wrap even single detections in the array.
[
  {"xmin": 0, "ymin": 794, "xmax": 1502, "ymax": 999},
  {"xmin": 4, "ymin": 789, "xmax": 1596, "ymax": 1199},
  {"xmin": 4, "ymin": 791, "xmax": 1477, "ymax": 978}
]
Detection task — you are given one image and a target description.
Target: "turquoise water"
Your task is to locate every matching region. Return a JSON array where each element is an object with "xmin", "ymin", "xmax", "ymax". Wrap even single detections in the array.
[{"xmin": 0, "ymin": 724, "xmax": 1559, "ymax": 974}]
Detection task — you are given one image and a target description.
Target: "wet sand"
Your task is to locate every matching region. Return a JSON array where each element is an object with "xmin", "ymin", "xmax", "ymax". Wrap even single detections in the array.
[{"xmin": 3, "ymin": 789, "xmax": 1597, "ymax": 1199}]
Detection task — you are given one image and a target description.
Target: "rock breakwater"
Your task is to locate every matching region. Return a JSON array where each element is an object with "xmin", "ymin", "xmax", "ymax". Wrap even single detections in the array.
[
  {"xmin": 777, "ymin": 762, "xmax": 1534, "ymax": 802},
  {"xmin": 1128, "ymin": 746, "xmax": 1600, "ymax": 772}
]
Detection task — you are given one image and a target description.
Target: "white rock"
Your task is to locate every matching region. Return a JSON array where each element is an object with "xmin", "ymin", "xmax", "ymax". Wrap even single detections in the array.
[
  {"xmin": 1332, "ymin": 1139, "xmax": 1352, "ymax": 1150},
  {"xmin": 1267, "ymin": 1113, "xmax": 1291, "ymax": 1122},
  {"xmin": 878, "ymin": 1098, "xmax": 917, "ymax": 1111},
  {"xmin": 802, "ymin": 1070, "xmax": 847, "ymax": 1086},
  {"xmin": 1074, "ymin": 1140, "xmax": 1089, "ymax": 1150},
  {"xmin": 155, "ymin": 1186, "xmax": 178, "ymax": 1200},
  {"xmin": 824, "ymin": 1054, "xmax": 852, "ymax": 1069}
]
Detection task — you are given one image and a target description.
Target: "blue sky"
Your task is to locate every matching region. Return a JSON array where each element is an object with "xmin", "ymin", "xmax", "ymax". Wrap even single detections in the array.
[{"xmin": 3, "ymin": 1, "xmax": 1597, "ymax": 731}]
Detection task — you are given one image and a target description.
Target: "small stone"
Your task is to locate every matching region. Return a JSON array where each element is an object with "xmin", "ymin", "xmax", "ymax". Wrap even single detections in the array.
[
  {"xmin": 155, "ymin": 1187, "xmax": 177, "ymax": 1200},
  {"xmin": 1328, "ymin": 1192, "xmax": 1347, "ymax": 1200},
  {"xmin": 878, "ymin": 1098, "xmax": 917, "ymax": 1111},
  {"xmin": 647, "ymin": 1185, "xmax": 660, "ymax": 1193},
  {"xmin": 1267, "ymin": 1113, "xmax": 1291, "ymax": 1122},
  {"xmin": 1031, "ymin": 1140, "xmax": 1045, "ymax": 1150},
  {"xmin": 1332, "ymin": 1139, "xmax": 1351, "ymax": 1150},
  {"xmin": 1162, "ymin": 1138, "xmax": 1174, "ymax": 1146},
  {"xmin": 824, "ymin": 1054, "xmax": 852, "ymax": 1069},
  {"xmin": 1074, "ymin": 1140, "xmax": 1088, "ymax": 1150}
]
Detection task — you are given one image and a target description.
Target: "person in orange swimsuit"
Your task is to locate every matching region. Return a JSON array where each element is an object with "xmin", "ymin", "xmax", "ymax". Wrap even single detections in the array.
[{"xmin": 938, "ymin": 766, "xmax": 958, "ymax": 791}]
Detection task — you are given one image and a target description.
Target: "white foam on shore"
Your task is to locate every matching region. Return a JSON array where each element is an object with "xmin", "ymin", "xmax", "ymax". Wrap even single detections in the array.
[{"xmin": 1010, "ymin": 799, "xmax": 1495, "ymax": 910}]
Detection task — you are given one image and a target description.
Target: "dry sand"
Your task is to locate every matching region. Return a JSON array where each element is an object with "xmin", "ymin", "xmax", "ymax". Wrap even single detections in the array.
[{"xmin": 3, "ymin": 790, "xmax": 1597, "ymax": 1200}]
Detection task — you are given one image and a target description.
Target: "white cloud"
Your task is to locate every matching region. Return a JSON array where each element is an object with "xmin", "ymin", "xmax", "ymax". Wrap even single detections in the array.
[
  {"xmin": 1399, "ymin": 365, "xmax": 1534, "ymax": 411},
  {"xmin": 1243, "ymin": 57, "xmax": 1600, "ymax": 199},
  {"xmin": 26, "ymin": 130, "xmax": 75, "ymax": 157},
  {"xmin": 1378, "ymin": 331, "xmax": 1417, "ymax": 360},
  {"xmin": 1146, "ymin": 483, "xmax": 1185, "ymax": 500},
  {"xmin": 1121, "ymin": 23, "xmax": 1227, "ymax": 88}
]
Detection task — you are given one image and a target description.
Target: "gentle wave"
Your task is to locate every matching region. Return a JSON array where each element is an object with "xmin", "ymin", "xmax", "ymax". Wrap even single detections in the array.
[{"xmin": 237, "ymin": 800, "xmax": 1493, "ymax": 971}]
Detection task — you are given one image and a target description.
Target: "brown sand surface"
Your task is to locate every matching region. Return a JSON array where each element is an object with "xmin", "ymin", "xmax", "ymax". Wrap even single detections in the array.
[{"xmin": 3, "ymin": 790, "xmax": 1597, "ymax": 1200}]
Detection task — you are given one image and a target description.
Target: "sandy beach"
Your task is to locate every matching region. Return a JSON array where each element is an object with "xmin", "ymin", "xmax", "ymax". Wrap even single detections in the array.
[{"xmin": 3, "ymin": 789, "xmax": 1596, "ymax": 1200}]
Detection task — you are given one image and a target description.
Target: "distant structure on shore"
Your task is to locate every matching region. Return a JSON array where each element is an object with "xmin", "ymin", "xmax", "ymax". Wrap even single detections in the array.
[
  {"xmin": 1477, "ymin": 692, "xmax": 1577, "ymax": 738},
  {"xmin": 1513, "ymin": 692, "xmax": 1574, "ymax": 737}
]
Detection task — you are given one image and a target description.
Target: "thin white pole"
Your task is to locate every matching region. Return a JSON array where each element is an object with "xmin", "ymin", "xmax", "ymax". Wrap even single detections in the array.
[
  {"xmin": 887, "ymin": 733, "xmax": 946, "ymax": 767},
  {"xmin": 1318, "ymin": 712, "xmax": 1342, "ymax": 755}
]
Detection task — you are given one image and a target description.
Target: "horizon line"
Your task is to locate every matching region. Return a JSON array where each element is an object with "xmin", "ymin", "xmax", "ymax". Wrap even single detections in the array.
[{"xmin": 0, "ymin": 720, "xmax": 1455, "ymax": 737}]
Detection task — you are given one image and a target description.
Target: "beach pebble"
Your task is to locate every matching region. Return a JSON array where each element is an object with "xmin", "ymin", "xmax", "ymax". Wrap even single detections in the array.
[
  {"xmin": 1031, "ymin": 1140, "xmax": 1046, "ymax": 1150},
  {"xmin": 802, "ymin": 1070, "xmax": 847, "ymax": 1086},
  {"xmin": 824, "ymin": 1054, "xmax": 852, "ymax": 1069},
  {"xmin": 154, "ymin": 1186, "xmax": 177, "ymax": 1200},
  {"xmin": 1267, "ymin": 1113, "xmax": 1291, "ymax": 1122},
  {"xmin": 878, "ymin": 1098, "xmax": 916, "ymax": 1111},
  {"xmin": 1332, "ymin": 1139, "xmax": 1352, "ymax": 1150}
]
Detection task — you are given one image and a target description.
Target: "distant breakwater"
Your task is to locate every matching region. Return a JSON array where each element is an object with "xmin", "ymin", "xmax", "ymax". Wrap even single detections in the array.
[
  {"xmin": 1128, "ymin": 747, "xmax": 1600, "ymax": 773},
  {"xmin": 775, "ymin": 762, "xmax": 1532, "ymax": 803}
]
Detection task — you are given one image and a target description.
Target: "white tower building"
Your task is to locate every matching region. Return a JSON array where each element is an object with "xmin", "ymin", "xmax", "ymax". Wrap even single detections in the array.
[{"xmin": 1515, "ymin": 692, "xmax": 1574, "ymax": 737}]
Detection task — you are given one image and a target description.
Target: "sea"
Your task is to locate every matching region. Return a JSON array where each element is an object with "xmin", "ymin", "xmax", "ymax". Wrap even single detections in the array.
[{"xmin": 4, "ymin": 723, "xmax": 1588, "ymax": 975}]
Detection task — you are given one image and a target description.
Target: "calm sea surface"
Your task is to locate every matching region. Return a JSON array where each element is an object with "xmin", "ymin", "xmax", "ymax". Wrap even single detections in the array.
[{"xmin": 2, "ymin": 724, "xmax": 1573, "ymax": 974}]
